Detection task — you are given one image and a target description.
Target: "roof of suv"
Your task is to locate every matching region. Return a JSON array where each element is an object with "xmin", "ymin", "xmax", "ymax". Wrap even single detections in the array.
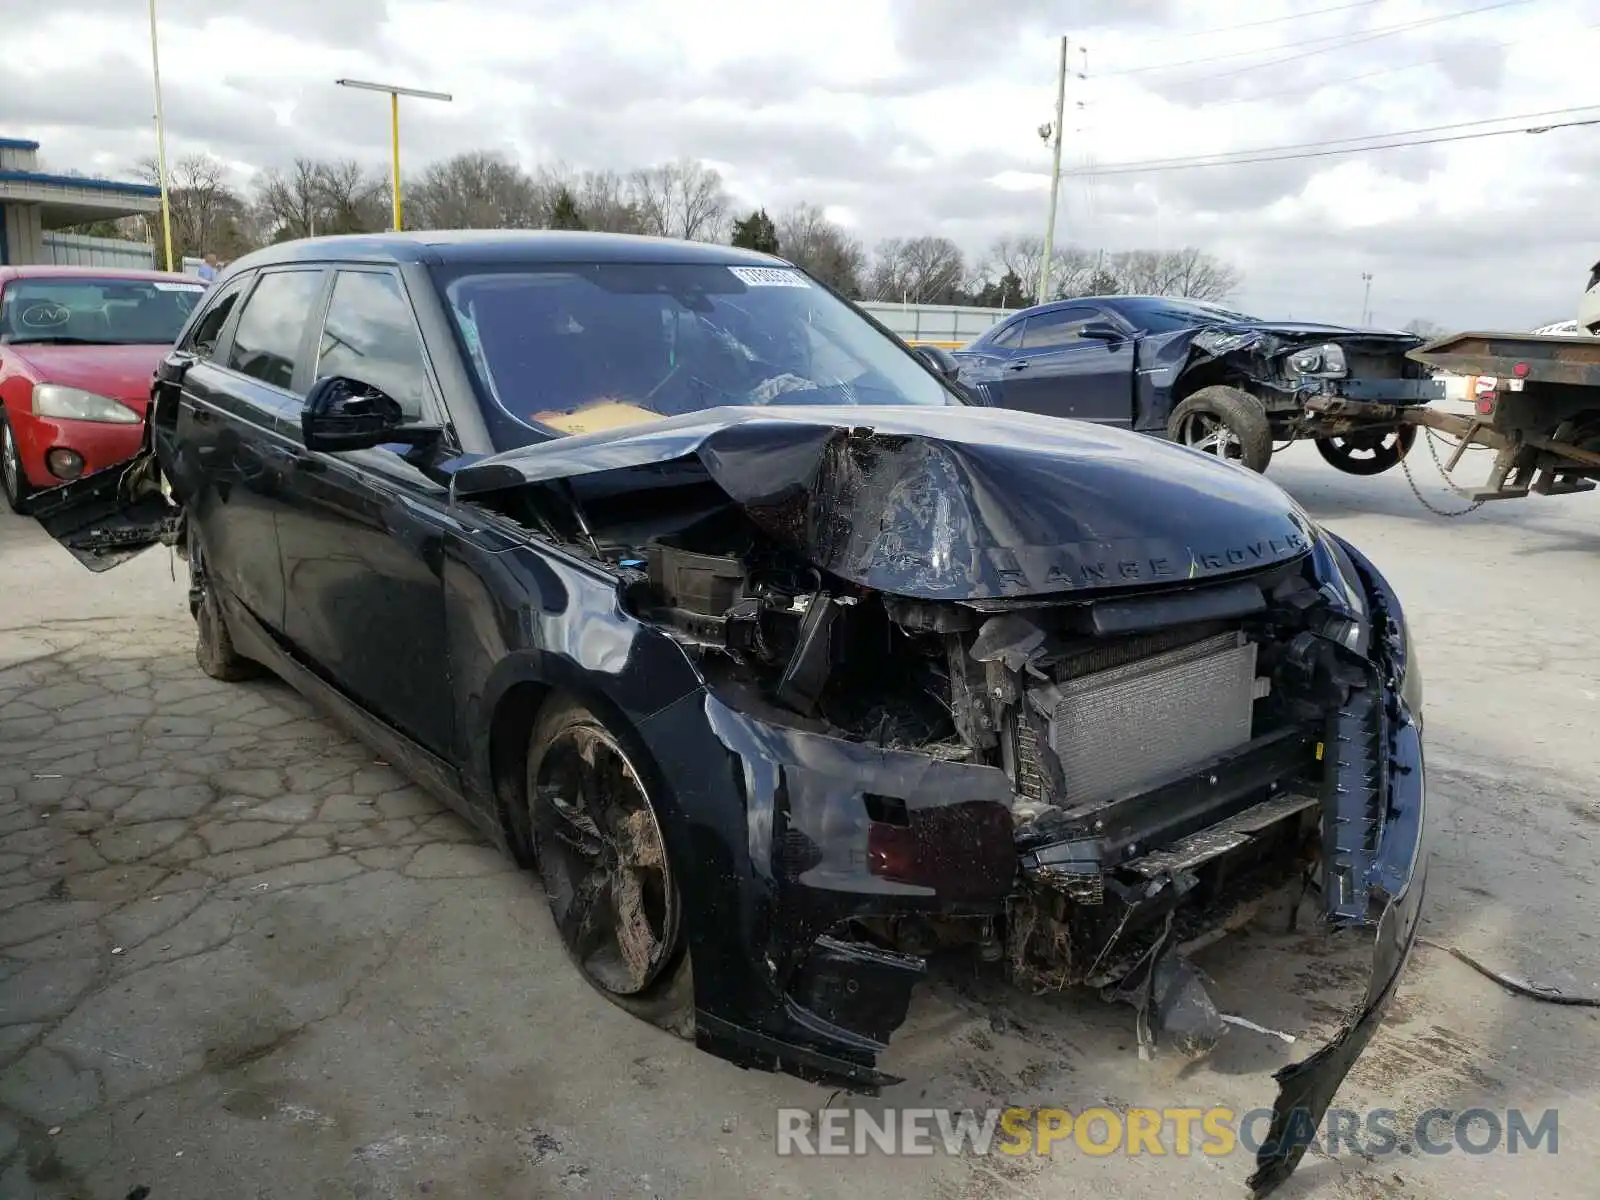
[
  {"xmin": 225, "ymin": 230, "xmax": 791, "ymax": 272},
  {"xmin": 0, "ymin": 265, "xmax": 200, "ymax": 284}
]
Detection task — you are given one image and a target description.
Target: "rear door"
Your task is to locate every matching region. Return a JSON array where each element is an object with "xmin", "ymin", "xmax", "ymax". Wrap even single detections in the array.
[
  {"xmin": 999, "ymin": 306, "xmax": 1137, "ymax": 425},
  {"xmin": 274, "ymin": 266, "xmax": 458, "ymax": 758},
  {"xmin": 175, "ymin": 267, "xmax": 328, "ymax": 633}
]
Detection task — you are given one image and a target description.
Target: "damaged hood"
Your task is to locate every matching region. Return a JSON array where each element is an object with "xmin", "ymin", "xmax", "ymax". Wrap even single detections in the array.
[
  {"xmin": 1188, "ymin": 322, "xmax": 1422, "ymax": 357},
  {"xmin": 454, "ymin": 405, "xmax": 1317, "ymax": 601},
  {"xmin": 1203, "ymin": 321, "xmax": 1416, "ymax": 340}
]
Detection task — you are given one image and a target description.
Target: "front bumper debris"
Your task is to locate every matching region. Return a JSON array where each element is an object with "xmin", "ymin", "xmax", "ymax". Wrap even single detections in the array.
[
  {"xmin": 21, "ymin": 451, "xmax": 177, "ymax": 571},
  {"xmin": 631, "ymin": 548, "xmax": 1429, "ymax": 1200}
]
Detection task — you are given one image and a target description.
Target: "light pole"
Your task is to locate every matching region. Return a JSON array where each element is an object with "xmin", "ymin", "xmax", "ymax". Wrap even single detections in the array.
[
  {"xmin": 1361, "ymin": 272, "xmax": 1374, "ymax": 326},
  {"xmin": 147, "ymin": 0, "xmax": 176, "ymax": 271},
  {"xmin": 334, "ymin": 78, "xmax": 453, "ymax": 232}
]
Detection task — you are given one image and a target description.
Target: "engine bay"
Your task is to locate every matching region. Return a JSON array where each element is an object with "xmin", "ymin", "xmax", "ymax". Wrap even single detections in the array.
[{"xmin": 484, "ymin": 470, "xmax": 1373, "ymax": 1004}]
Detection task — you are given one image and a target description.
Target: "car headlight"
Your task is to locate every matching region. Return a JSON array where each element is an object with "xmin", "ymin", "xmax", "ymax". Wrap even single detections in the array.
[
  {"xmin": 31, "ymin": 384, "xmax": 142, "ymax": 424},
  {"xmin": 1285, "ymin": 343, "xmax": 1348, "ymax": 379},
  {"xmin": 1400, "ymin": 619, "xmax": 1423, "ymax": 726}
]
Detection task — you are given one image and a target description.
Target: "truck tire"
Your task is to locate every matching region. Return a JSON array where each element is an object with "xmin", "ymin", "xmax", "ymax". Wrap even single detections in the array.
[
  {"xmin": 1167, "ymin": 386, "xmax": 1274, "ymax": 473},
  {"xmin": 1314, "ymin": 427, "xmax": 1417, "ymax": 476}
]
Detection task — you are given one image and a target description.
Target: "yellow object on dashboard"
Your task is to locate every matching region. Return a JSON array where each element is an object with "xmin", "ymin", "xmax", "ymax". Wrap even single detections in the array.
[{"xmin": 533, "ymin": 400, "xmax": 666, "ymax": 434}]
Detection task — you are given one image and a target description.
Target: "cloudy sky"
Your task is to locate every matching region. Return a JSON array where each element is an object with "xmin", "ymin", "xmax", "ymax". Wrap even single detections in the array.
[{"xmin": 6, "ymin": 0, "xmax": 1597, "ymax": 329}]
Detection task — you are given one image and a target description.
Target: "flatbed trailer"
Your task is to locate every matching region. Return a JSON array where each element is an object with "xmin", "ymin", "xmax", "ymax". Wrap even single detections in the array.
[{"xmin": 1302, "ymin": 331, "xmax": 1600, "ymax": 501}]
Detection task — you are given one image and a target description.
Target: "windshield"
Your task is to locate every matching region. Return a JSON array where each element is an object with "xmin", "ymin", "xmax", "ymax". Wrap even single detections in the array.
[
  {"xmin": 434, "ymin": 262, "xmax": 959, "ymax": 449},
  {"xmin": 0, "ymin": 277, "xmax": 207, "ymax": 346},
  {"xmin": 1117, "ymin": 297, "xmax": 1260, "ymax": 333}
]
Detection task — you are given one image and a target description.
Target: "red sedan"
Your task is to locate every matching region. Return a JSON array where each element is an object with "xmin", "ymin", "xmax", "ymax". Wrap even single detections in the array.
[{"xmin": 0, "ymin": 265, "xmax": 208, "ymax": 511}]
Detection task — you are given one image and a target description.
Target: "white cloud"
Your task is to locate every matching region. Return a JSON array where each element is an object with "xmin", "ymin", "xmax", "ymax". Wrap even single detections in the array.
[{"xmin": 3, "ymin": 0, "xmax": 1597, "ymax": 327}]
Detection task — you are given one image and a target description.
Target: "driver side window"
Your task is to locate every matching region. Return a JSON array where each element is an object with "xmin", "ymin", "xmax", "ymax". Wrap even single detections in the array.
[
  {"xmin": 315, "ymin": 271, "xmax": 431, "ymax": 420},
  {"xmin": 1020, "ymin": 307, "xmax": 1100, "ymax": 350}
]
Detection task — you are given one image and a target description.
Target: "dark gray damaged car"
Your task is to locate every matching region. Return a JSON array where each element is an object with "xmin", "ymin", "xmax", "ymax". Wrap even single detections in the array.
[{"xmin": 26, "ymin": 232, "xmax": 1430, "ymax": 1195}]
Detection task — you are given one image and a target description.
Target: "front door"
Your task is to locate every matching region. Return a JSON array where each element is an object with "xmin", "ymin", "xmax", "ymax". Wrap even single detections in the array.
[
  {"xmin": 276, "ymin": 267, "xmax": 457, "ymax": 759},
  {"xmin": 998, "ymin": 306, "xmax": 1136, "ymax": 425}
]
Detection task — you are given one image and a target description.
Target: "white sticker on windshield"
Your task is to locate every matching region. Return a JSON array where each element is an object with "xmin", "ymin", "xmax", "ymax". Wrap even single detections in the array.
[
  {"xmin": 152, "ymin": 282, "xmax": 206, "ymax": 292},
  {"xmin": 729, "ymin": 266, "xmax": 810, "ymax": 288}
]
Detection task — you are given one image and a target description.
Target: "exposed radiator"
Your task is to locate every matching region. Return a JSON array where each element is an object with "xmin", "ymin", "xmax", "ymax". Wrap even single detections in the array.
[{"xmin": 1047, "ymin": 630, "xmax": 1259, "ymax": 808}]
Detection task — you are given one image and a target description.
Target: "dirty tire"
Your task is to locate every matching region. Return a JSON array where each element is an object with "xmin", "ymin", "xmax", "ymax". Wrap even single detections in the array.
[
  {"xmin": 1, "ymin": 408, "xmax": 31, "ymax": 513},
  {"xmin": 1314, "ymin": 426, "xmax": 1417, "ymax": 475},
  {"xmin": 190, "ymin": 536, "xmax": 260, "ymax": 682},
  {"xmin": 525, "ymin": 695, "xmax": 694, "ymax": 1037},
  {"xmin": 1168, "ymin": 386, "xmax": 1273, "ymax": 473}
]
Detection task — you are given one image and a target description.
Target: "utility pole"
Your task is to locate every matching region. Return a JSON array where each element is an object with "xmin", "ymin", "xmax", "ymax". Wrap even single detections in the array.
[
  {"xmin": 1037, "ymin": 35, "xmax": 1069, "ymax": 304},
  {"xmin": 1360, "ymin": 272, "xmax": 1374, "ymax": 326}
]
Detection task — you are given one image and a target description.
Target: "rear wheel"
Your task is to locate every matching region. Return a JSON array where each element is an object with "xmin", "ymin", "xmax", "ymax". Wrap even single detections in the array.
[
  {"xmin": 1314, "ymin": 426, "xmax": 1417, "ymax": 475},
  {"xmin": 1167, "ymin": 386, "xmax": 1274, "ymax": 473},
  {"xmin": 524, "ymin": 696, "xmax": 693, "ymax": 1036},
  {"xmin": 1, "ymin": 409, "xmax": 32, "ymax": 513},
  {"xmin": 189, "ymin": 535, "xmax": 260, "ymax": 681}
]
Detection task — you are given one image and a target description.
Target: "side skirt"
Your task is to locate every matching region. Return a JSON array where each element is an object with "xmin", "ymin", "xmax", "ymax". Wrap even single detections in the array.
[{"xmin": 215, "ymin": 588, "xmax": 478, "ymax": 829}]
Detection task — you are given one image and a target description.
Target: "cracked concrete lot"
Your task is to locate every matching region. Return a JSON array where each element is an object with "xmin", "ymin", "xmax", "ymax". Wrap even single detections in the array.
[{"xmin": 4, "ymin": 442, "xmax": 1600, "ymax": 1200}]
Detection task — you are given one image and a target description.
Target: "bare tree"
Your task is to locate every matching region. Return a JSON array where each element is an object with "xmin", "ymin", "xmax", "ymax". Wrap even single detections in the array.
[
  {"xmin": 253, "ymin": 158, "xmax": 386, "ymax": 241},
  {"xmin": 253, "ymin": 159, "xmax": 323, "ymax": 242},
  {"xmin": 867, "ymin": 236, "xmax": 966, "ymax": 303},
  {"xmin": 1402, "ymin": 317, "xmax": 1446, "ymax": 338},
  {"xmin": 1106, "ymin": 247, "xmax": 1241, "ymax": 301},
  {"xmin": 318, "ymin": 160, "xmax": 388, "ymax": 234},
  {"xmin": 132, "ymin": 153, "xmax": 252, "ymax": 260},
  {"xmin": 774, "ymin": 203, "xmax": 865, "ymax": 297},
  {"xmin": 408, "ymin": 151, "xmax": 542, "ymax": 229},
  {"xmin": 981, "ymin": 235, "xmax": 1098, "ymax": 304},
  {"xmin": 628, "ymin": 158, "xmax": 730, "ymax": 242},
  {"xmin": 1163, "ymin": 246, "xmax": 1243, "ymax": 301},
  {"xmin": 540, "ymin": 167, "xmax": 647, "ymax": 234}
]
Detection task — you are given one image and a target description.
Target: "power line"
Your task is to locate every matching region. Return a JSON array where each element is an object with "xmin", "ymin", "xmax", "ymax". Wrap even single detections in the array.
[
  {"xmin": 1065, "ymin": 104, "xmax": 1600, "ymax": 174},
  {"xmin": 1186, "ymin": 22, "xmax": 1600, "ymax": 110},
  {"xmin": 1061, "ymin": 113, "xmax": 1600, "ymax": 177},
  {"xmin": 1131, "ymin": 0, "xmax": 1389, "ymax": 43},
  {"xmin": 1097, "ymin": 0, "xmax": 1536, "ymax": 80}
]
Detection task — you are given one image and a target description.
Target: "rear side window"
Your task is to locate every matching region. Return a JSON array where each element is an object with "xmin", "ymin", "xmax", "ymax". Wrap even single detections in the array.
[
  {"xmin": 185, "ymin": 277, "xmax": 247, "ymax": 359},
  {"xmin": 315, "ymin": 271, "xmax": 430, "ymax": 419},
  {"xmin": 227, "ymin": 270, "xmax": 324, "ymax": 392}
]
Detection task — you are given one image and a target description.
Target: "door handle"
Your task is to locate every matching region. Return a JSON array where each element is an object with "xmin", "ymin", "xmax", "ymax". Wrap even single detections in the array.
[{"xmin": 1007, "ymin": 360, "xmax": 1031, "ymax": 371}]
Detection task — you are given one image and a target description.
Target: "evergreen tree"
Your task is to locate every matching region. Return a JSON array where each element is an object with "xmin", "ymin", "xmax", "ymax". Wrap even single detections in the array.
[
  {"xmin": 548, "ymin": 187, "xmax": 587, "ymax": 231},
  {"xmin": 730, "ymin": 208, "xmax": 780, "ymax": 254}
]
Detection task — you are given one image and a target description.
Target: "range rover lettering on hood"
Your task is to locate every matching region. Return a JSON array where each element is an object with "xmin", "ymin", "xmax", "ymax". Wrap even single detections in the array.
[{"xmin": 453, "ymin": 404, "xmax": 1317, "ymax": 601}]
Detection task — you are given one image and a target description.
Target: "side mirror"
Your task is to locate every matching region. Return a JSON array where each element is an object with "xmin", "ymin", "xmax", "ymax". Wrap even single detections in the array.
[
  {"xmin": 1079, "ymin": 321, "xmax": 1124, "ymax": 342},
  {"xmin": 912, "ymin": 344, "xmax": 962, "ymax": 381},
  {"xmin": 301, "ymin": 376, "xmax": 440, "ymax": 453}
]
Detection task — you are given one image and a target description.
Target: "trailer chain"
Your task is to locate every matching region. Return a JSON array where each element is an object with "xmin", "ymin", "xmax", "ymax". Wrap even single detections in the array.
[{"xmin": 1399, "ymin": 428, "xmax": 1486, "ymax": 517}]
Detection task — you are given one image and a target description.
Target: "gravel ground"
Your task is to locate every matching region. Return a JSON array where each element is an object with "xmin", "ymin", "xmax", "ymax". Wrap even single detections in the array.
[{"xmin": 2, "ymin": 436, "xmax": 1597, "ymax": 1200}]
